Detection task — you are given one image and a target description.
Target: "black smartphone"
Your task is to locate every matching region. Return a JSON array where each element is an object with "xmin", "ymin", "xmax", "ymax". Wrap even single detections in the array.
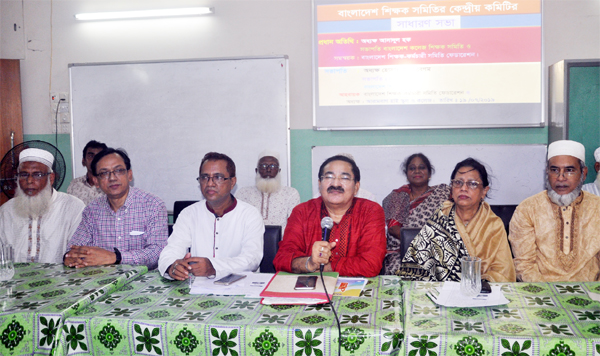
[
  {"xmin": 294, "ymin": 276, "xmax": 318, "ymax": 290},
  {"xmin": 480, "ymin": 280, "xmax": 492, "ymax": 294}
]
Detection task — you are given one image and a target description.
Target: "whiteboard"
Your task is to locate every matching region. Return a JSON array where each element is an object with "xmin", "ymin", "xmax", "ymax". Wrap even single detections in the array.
[
  {"xmin": 70, "ymin": 56, "xmax": 289, "ymax": 210},
  {"xmin": 312, "ymin": 145, "xmax": 547, "ymax": 206}
]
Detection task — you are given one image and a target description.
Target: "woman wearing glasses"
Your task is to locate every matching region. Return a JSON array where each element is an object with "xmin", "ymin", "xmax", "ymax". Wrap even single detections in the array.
[
  {"xmin": 400, "ymin": 158, "xmax": 516, "ymax": 282},
  {"xmin": 381, "ymin": 153, "xmax": 450, "ymax": 275}
]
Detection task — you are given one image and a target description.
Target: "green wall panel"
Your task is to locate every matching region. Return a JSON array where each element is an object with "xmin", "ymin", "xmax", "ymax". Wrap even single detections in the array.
[{"xmin": 568, "ymin": 66, "xmax": 600, "ymax": 183}]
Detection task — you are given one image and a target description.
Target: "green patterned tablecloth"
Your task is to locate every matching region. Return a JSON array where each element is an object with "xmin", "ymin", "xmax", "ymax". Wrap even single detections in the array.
[
  {"xmin": 0, "ymin": 263, "xmax": 147, "ymax": 355},
  {"xmin": 404, "ymin": 281, "xmax": 600, "ymax": 355},
  {"xmin": 54, "ymin": 272, "xmax": 404, "ymax": 355}
]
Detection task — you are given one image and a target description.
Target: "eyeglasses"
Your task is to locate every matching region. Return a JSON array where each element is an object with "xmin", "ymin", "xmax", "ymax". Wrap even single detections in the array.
[
  {"xmin": 96, "ymin": 168, "xmax": 128, "ymax": 180},
  {"xmin": 450, "ymin": 179, "xmax": 482, "ymax": 190},
  {"xmin": 258, "ymin": 164, "xmax": 279, "ymax": 170},
  {"xmin": 17, "ymin": 172, "xmax": 51, "ymax": 181},
  {"xmin": 197, "ymin": 174, "xmax": 231, "ymax": 184},
  {"xmin": 547, "ymin": 167, "xmax": 579, "ymax": 177},
  {"xmin": 320, "ymin": 174, "xmax": 354, "ymax": 185}
]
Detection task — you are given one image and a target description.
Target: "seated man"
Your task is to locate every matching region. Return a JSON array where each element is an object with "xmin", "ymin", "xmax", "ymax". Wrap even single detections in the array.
[
  {"xmin": 235, "ymin": 150, "xmax": 300, "ymax": 229},
  {"xmin": 273, "ymin": 155, "xmax": 386, "ymax": 277},
  {"xmin": 64, "ymin": 148, "xmax": 168, "ymax": 269},
  {"xmin": 67, "ymin": 140, "xmax": 107, "ymax": 205},
  {"xmin": 510, "ymin": 140, "xmax": 600, "ymax": 282},
  {"xmin": 582, "ymin": 147, "xmax": 600, "ymax": 195},
  {"xmin": 158, "ymin": 152, "xmax": 264, "ymax": 280},
  {"xmin": 0, "ymin": 148, "xmax": 85, "ymax": 263}
]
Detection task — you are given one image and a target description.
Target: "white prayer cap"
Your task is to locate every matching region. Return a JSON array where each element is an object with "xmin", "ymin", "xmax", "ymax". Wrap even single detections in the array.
[
  {"xmin": 258, "ymin": 150, "xmax": 280, "ymax": 161},
  {"xmin": 19, "ymin": 148, "xmax": 54, "ymax": 169},
  {"xmin": 547, "ymin": 140, "xmax": 585, "ymax": 163},
  {"xmin": 594, "ymin": 147, "xmax": 600, "ymax": 163}
]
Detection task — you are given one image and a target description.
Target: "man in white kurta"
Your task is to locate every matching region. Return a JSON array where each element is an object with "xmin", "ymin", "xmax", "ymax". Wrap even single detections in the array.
[
  {"xmin": 158, "ymin": 152, "xmax": 264, "ymax": 280},
  {"xmin": 236, "ymin": 150, "xmax": 300, "ymax": 230},
  {"xmin": 582, "ymin": 147, "xmax": 600, "ymax": 196},
  {"xmin": 0, "ymin": 148, "xmax": 85, "ymax": 263}
]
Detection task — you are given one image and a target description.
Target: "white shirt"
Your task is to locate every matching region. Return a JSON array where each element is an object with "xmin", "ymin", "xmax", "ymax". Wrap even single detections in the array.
[
  {"xmin": 582, "ymin": 176, "xmax": 600, "ymax": 196},
  {"xmin": 235, "ymin": 185, "xmax": 300, "ymax": 229},
  {"xmin": 0, "ymin": 190, "xmax": 85, "ymax": 263},
  {"xmin": 158, "ymin": 198, "xmax": 264, "ymax": 279}
]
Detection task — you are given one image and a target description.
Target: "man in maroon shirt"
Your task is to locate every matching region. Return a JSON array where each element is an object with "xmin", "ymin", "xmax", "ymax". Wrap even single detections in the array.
[{"xmin": 273, "ymin": 155, "xmax": 386, "ymax": 277}]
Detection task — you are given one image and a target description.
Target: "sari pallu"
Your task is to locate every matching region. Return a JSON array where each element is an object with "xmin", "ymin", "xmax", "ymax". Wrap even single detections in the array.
[{"xmin": 399, "ymin": 201, "xmax": 516, "ymax": 282}]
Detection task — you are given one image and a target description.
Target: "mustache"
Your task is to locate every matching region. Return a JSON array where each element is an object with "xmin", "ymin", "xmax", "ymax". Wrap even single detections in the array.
[{"xmin": 327, "ymin": 186, "xmax": 344, "ymax": 193}]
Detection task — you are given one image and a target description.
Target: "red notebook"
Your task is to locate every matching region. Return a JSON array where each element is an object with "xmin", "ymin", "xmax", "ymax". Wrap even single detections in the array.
[{"xmin": 260, "ymin": 272, "xmax": 339, "ymax": 304}]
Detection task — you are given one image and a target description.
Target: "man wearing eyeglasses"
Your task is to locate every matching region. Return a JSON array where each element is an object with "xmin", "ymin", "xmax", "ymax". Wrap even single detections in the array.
[
  {"xmin": 0, "ymin": 148, "xmax": 85, "ymax": 263},
  {"xmin": 235, "ymin": 150, "xmax": 300, "ymax": 229},
  {"xmin": 158, "ymin": 152, "xmax": 264, "ymax": 280},
  {"xmin": 64, "ymin": 148, "xmax": 168, "ymax": 269},
  {"xmin": 510, "ymin": 140, "xmax": 600, "ymax": 282},
  {"xmin": 273, "ymin": 155, "xmax": 386, "ymax": 277}
]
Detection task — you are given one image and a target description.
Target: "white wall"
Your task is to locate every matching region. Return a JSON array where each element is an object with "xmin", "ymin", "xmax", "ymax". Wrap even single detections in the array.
[{"xmin": 1, "ymin": 0, "xmax": 599, "ymax": 134}]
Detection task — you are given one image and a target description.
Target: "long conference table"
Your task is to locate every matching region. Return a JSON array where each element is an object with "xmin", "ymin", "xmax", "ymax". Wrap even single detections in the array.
[{"xmin": 3, "ymin": 263, "xmax": 600, "ymax": 355}]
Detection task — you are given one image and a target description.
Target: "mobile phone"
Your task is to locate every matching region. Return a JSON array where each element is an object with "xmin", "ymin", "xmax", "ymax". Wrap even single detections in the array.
[
  {"xmin": 480, "ymin": 280, "xmax": 492, "ymax": 294},
  {"xmin": 213, "ymin": 273, "xmax": 246, "ymax": 286},
  {"xmin": 294, "ymin": 276, "xmax": 318, "ymax": 290}
]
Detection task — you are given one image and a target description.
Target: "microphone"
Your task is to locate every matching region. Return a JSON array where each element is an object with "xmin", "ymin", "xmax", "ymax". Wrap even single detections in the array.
[{"xmin": 320, "ymin": 217, "xmax": 334, "ymax": 271}]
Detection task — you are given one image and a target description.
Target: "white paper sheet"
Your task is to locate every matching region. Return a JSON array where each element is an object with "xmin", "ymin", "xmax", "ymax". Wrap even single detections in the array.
[
  {"xmin": 587, "ymin": 289, "xmax": 600, "ymax": 302},
  {"xmin": 189, "ymin": 273, "xmax": 274, "ymax": 298},
  {"xmin": 426, "ymin": 281, "xmax": 509, "ymax": 307}
]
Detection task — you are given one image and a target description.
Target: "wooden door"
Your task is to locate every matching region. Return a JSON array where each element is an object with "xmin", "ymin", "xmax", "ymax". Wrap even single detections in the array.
[{"xmin": 0, "ymin": 59, "xmax": 24, "ymax": 205}]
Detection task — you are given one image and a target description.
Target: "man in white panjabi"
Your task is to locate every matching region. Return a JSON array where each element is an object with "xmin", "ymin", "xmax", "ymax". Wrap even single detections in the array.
[
  {"xmin": 582, "ymin": 147, "xmax": 600, "ymax": 196},
  {"xmin": 0, "ymin": 148, "xmax": 85, "ymax": 263},
  {"xmin": 235, "ymin": 150, "xmax": 300, "ymax": 229}
]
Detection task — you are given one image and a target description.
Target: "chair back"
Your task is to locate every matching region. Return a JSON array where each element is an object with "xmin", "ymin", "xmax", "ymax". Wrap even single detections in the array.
[
  {"xmin": 261, "ymin": 225, "xmax": 283, "ymax": 273},
  {"xmin": 490, "ymin": 205, "xmax": 517, "ymax": 234},
  {"xmin": 173, "ymin": 200, "xmax": 199, "ymax": 223},
  {"xmin": 400, "ymin": 227, "xmax": 421, "ymax": 259}
]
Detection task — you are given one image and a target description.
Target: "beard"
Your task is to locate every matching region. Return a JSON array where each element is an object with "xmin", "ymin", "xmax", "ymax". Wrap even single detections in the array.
[
  {"xmin": 546, "ymin": 176, "xmax": 584, "ymax": 207},
  {"xmin": 255, "ymin": 172, "xmax": 281, "ymax": 194},
  {"xmin": 14, "ymin": 179, "xmax": 53, "ymax": 218}
]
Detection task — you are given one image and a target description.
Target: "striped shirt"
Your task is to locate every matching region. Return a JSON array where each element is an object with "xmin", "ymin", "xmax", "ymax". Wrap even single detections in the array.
[{"xmin": 67, "ymin": 186, "xmax": 168, "ymax": 269}]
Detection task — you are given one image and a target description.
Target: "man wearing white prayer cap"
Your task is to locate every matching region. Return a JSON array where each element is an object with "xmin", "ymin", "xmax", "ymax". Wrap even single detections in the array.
[
  {"xmin": 582, "ymin": 147, "xmax": 600, "ymax": 196},
  {"xmin": 509, "ymin": 140, "xmax": 600, "ymax": 282},
  {"xmin": 0, "ymin": 147, "xmax": 85, "ymax": 263},
  {"xmin": 235, "ymin": 150, "xmax": 300, "ymax": 230}
]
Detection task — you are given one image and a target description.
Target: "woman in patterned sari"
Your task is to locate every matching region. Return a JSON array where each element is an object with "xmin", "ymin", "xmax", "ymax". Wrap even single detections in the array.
[
  {"xmin": 400, "ymin": 158, "xmax": 515, "ymax": 282},
  {"xmin": 381, "ymin": 153, "xmax": 450, "ymax": 275}
]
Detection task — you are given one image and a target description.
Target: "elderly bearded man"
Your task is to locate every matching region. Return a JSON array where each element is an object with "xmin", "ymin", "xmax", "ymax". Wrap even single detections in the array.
[
  {"xmin": 582, "ymin": 147, "xmax": 600, "ymax": 196},
  {"xmin": 0, "ymin": 148, "xmax": 85, "ymax": 263},
  {"xmin": 236, "ymin": 150, "xmax": 300, "ymax": 229},
  {"xmin": 158, "ymin": 152, "xmax": 264, "ymax": 280},
  {"xmin": 509, "ymin": 140, "xmax": 600, "ymax": 282},
  {"xmin": 65, "ymin": 148, "xmax": 168, "ymax": 269},
  {"xmin": 273, "ymin": 155, "xmax": 386, "ymax": 277}
]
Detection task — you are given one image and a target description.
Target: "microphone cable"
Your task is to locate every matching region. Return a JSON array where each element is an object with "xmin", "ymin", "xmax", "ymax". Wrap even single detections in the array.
[{"xmin": 319, "ymin": 268, "xmax": 341, "ymax": 356}]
